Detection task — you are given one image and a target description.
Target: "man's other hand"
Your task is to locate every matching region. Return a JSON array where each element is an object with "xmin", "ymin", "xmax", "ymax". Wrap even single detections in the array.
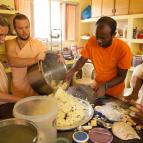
[
  {"xmin": 36, "ymin": 52, "xmax": 46, "ymax": 62},
  {"xmin": 91, "ymin": 81, "xmax": 106, "ymax": 97},
  {"xmin": 130, "ymin": 104, "xmax": 143, "ymax": 125},
  {"xmin": 64, "ymin": 70, "xmax": 75, "ymax": 84},
  {"xmin": 57, "ymin": 52, "xmax": 65, "ymax": 63}
]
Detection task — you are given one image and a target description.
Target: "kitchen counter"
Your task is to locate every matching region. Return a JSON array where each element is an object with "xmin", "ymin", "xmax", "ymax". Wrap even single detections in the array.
[
  {"xmin": 0, "ymin": 85, "xmax": 143, "ymax": 143},
  {"xmin": 57, "ymin": 85, "xmax": 143, "ymax": 143}
]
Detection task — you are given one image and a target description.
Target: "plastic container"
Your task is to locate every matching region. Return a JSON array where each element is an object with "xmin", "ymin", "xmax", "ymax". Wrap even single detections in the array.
[
  {"xmin": 89, "ymin": 128, "xmax": 113, "ymax": 143},
  {"xmin": 13, "ymin": 96, "xmax": 58, "ymax": 143},
  {"xmin": 54, "ymin": 137, "xmax": 70, "ymax": 143},
  {"xmin": 73, "ymin": 131, "xmax": 89, "ymax": 143},
  {"xmin": 0, "ymin": 118, "xmax": 40, "ymax": 143}
]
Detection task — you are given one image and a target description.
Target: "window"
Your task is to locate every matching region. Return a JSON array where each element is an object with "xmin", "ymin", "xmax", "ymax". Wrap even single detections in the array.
[
  {"xmin": 34, "ymin": 0, "xmax": 49, "ymax": 38},
  {"xmin": 14, "ymin": 0, "xmax": 33, "ymax": 34},
  {"xmin": 33, "ymin": 0, "xmax": 78, "ymax": 43},
  {"xmin": 66, "ymin": 4, "xmax": 77, "ymax": 41}
]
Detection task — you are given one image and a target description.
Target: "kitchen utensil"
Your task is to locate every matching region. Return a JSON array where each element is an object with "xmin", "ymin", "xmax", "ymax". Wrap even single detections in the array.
[
  {"xmin": 27, "ymin": 52, "xmax": 67, "ymax": 95},
  {"xmin": 13, "ymin": 96, "xmax": 58, "ymax": 143},
  {"xmin": 0, "ymin": 118, "xmax": 40, "ymax": 143}
]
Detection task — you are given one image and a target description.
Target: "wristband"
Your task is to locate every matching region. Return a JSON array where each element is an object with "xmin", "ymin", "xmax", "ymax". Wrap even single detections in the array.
[{"xmin": 105, "ymin": 83, "xmax": 109, "ymax": 90}]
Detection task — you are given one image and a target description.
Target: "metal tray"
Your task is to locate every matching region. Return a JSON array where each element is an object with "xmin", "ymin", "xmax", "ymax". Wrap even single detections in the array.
[{"xmin": 57, "ymin": 99, "xmax": 94, "ymax": 131}]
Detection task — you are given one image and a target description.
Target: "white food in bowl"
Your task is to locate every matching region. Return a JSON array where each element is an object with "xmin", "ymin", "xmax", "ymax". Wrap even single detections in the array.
[{"xmin": 54, "ymin": 87, "xmax": 87, "ymax": 127}]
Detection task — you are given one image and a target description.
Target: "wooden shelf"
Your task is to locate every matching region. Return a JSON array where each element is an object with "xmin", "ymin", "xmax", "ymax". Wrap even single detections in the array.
[
  {"xmin": 128, "ymin": 66, "xmax": 135, "ymax": 71},
  {"xmin": 5, "ymin": 35, "xmax": 16, "ymax": 40},
  {"xmin": 130, "ymin": 39, "xmax": 143, "ymax": 43},
  {"xmin": 81, "ymin": 17, "xmax": 99, "ymax": 23},
  {"xmin": 81, "ymin": 14, "xmax": 143, "ymax": 23},
  {"xmin": 80, "ymin": 36, "xmax": 128, "ymax": 41},
  {"xmin": 0, "ymin": 9, "xmax": 17, "ymax": 15},
  {"xmin": 118, "ymin": 37, "xmax": 128, "ymax": 42},
  {"xmin": 80, "ymin": 36, "xmax": 90, "ymax": 40}
]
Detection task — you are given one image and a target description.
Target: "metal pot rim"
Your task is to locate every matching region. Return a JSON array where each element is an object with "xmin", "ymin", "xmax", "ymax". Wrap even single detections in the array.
[
  {"xmin": 13, "ymin": 96, "xmax": 58, "ymax": 121},
  {"xmin": 0, "ymin": 118, "xmax": 40, "ymax": 142}
]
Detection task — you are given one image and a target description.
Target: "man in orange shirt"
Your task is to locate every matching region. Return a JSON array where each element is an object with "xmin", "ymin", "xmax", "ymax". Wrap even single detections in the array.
[{"xmin": 65, "ymin": 16, "xmax": 132, "ymax": 98}]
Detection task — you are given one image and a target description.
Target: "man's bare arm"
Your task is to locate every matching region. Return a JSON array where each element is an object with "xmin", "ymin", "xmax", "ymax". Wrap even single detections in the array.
[
  {"xmin": 65, "ymin": 56, "xmax": 88, "ymax": 82},
  {"xmin": 93, "ymin": 68, "xmax": 128, "ymax": 97},
  {"xmin": 7, "ymin": 57, "xmax": 37, "ymax": 67},
  {"xmin": 71, "ymin": 56, "xmax": 88, "ymax": 72},
  {"xmin": 5, "ymin": 40, "xmax": 37, "ymax": 67},
  {"xmin": 0, "ymin": 91, "xmax": 21, "ymax": 103},
  {"xmin": 105, "ymin": 68, "xmax": 128, "ymax": 89}
]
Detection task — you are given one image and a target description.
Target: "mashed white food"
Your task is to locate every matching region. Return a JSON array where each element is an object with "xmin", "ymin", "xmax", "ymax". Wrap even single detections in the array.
[{"xmin": 54, "ymin": 87, "xmax": 87, "ymax": 127}]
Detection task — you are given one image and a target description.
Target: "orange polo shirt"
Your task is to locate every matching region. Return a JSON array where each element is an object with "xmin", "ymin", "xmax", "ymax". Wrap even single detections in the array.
[{"xmin": 81, "ymin": 36, "xmax": 132, "ymax": 96}]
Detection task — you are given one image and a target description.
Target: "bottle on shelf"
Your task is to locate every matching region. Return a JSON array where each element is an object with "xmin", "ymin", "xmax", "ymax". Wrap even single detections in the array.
[
  {"xmin": 123, "ymin": 25, "xmax": 127, "ymax": 38},
  {"xmin": 70, "ymin": 44, "xmax": 78, "ymax": 60},
  {"xmin": 132, "ymin": 27, "xmax": 137, "ymax": 39}
]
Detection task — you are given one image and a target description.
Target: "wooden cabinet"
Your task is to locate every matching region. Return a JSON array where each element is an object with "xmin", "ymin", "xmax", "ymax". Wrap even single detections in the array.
[
  {"xmin": 102, "ymin": 0, "xmax": 129, "ymax": 16},
  {"xmin": 91, "ymin": 0, "xmax": 129, "ymax": 17},
  {"xmin": 91, "ymin": 0, "xmax": 102, "ymax": 17},
  {"xmin": 91, "ymin": 0, "xmax": 143, "ymax": 18},
  {"xmin": 115, "ymin": 0, "xmax": 129, "ymax": 15},
  {"xmin": 102, "ymin": 0, "xmax": 114, "ymax": 16},
  {"xmin": 129, "ymin": 0, "xmax": 143, "ymax": 14}
]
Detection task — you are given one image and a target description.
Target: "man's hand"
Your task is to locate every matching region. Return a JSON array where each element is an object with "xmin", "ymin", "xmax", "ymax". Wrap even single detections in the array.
[
  {"xmin": 57, "ymin": 52, "xmax": 65, "ymax": 63},
  {"xmin": 124, "ymin": 94, "xmax": 138, "ymax": 103},
  {"xmin": 96, "ymin": 84, "xmax": 106, "ymax": 97},
  {"xmin": 64, "ymin": 56, "xmax": 87, "ymax": 85},
  {"xmin": 131, "ymin": 104, "xmax": 143, "ymax": 124},
  {"xmin": 12, "ymin": 95, "xmax": 22, "ymax": 102},
  {"xmin": 91, "ymin": 81, "xmax": 106, "ymax": 97},
  {"xmin": 122, "ymin": 89, "xmax": 138, "ymax": 104},
  {"xmin": 64, "ymin": 70, "xmax": 75, "ymax": 83},
  {"xmin": 91, "ymin": 81, "xmax": 99, "ymax": 91},
  {"xmin": 36, "ymin": 52, "xmax": 46, "ymax": 62}
]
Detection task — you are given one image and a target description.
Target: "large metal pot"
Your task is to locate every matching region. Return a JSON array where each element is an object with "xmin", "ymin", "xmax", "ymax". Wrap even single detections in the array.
[
  {"xmin": 27, "ymin": 52, "xmax": 67, "ymax": 95},
  {"xmin": 0, "ymin": 118, "xmax": 40, "ymax": 143}
]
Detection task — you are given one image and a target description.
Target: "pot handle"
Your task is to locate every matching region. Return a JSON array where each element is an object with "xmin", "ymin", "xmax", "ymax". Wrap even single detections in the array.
[
  {"xmin": 33, "ymin": 136, "xmax": 38, "ymax": 143},
  {"xmin": 38, "ymin": 60, "xmax": 43, "ymax": 72}
]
